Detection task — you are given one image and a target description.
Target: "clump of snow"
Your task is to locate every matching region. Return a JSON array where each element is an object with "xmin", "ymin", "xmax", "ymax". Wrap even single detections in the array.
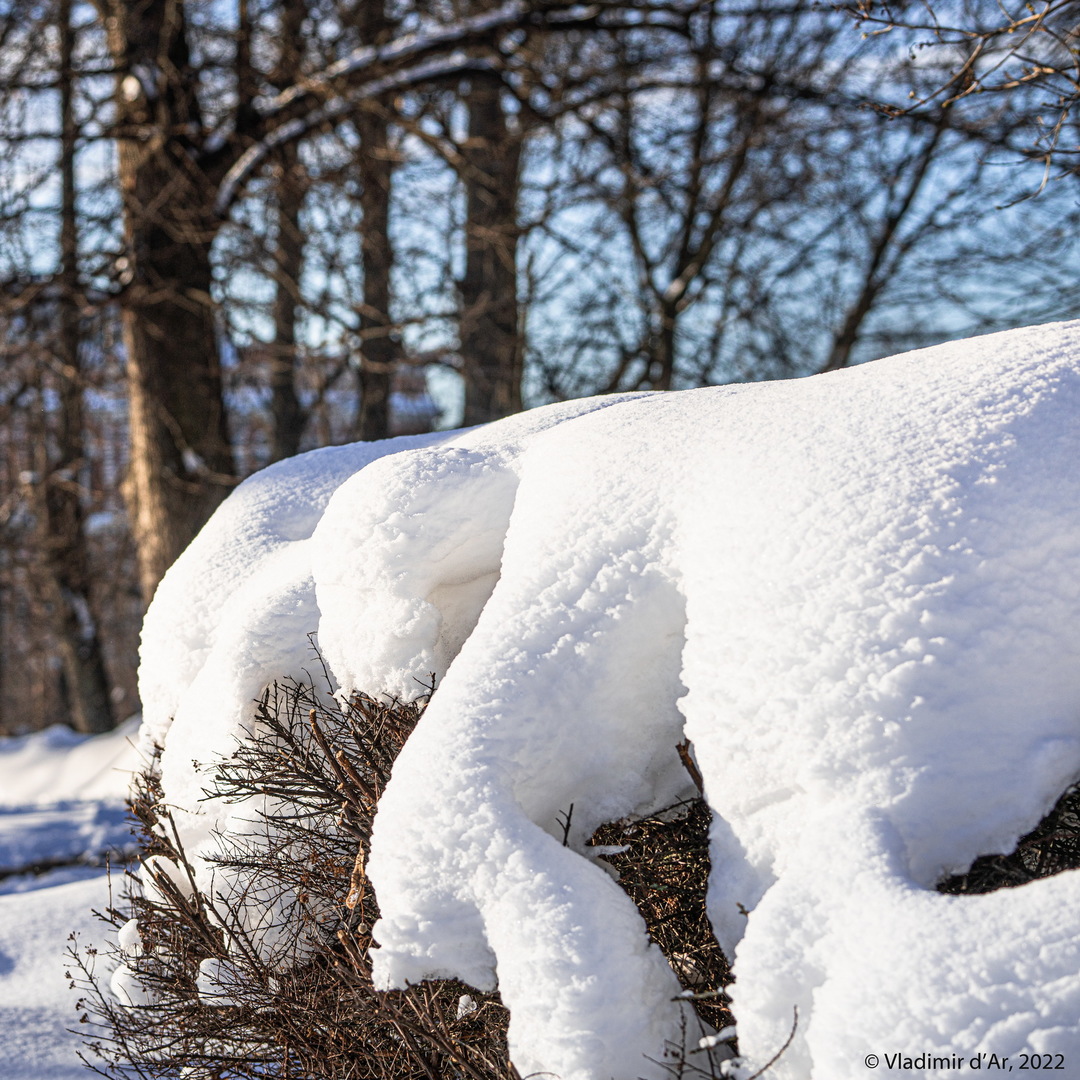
[
  {"xmin": 138, "ymin": 322, "xmax": 1080, "ymax": 1079},
  {"xmin": 196, "ymin": 957, "xmax": 243, "ymax": 1007},
  {"xmin": 117, "ymin": 917, "xmax": 143, "ymax": 958},
  {"xmin": 139, "ymin": 855, "xmax": 196, "ymax": 906},
  {"xmin": 110, "ymin": 962, "xmax": 157, "ymax": 1008}
]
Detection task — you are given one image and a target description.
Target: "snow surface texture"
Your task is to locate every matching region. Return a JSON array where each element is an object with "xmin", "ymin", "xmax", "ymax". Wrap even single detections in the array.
[
  {"xmin": 139, "ymin": 322, "xmax": 1080, "ymax": 1080},
  {"xmin": 0, "ymin": 718, "xmax": 140, "ymax": 874},
  {"xmin": 0, "ymin": 721, "xmax": 140, "ymax": 1078}
]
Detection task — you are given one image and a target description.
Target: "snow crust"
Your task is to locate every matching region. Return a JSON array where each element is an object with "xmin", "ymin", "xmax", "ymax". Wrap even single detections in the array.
[{"xmin": 138, "ymin": 322, "xmax": 1080, "ymax": 1079}]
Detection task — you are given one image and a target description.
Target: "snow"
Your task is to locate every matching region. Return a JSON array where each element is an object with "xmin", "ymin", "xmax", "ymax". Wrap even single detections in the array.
[
  {"xmin": 116, "ymin": 917, "xmax": 142, "ymax": 957},
  {"xmin": 0, "ymin": 717, "xmax": 140, "ymax": 807},
  {"xmin": 0, "ymin": 720, "xmax": 141, "ymax": 1077},
  {"xmin": 0, "ymin": 874, "xmax": 117, "ymax": 1077},
  {"xmin": 0, "ymin": 718, "xmax": 141, "ymax": 874},
  {"xmin": 136, "ymin": 320, "xmax": 1080, "ymax": 1079}
]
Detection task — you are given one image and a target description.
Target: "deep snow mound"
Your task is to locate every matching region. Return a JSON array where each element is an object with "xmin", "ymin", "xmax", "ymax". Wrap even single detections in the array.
[{"xmin": 140, "ymin": 322, "xmax": 1080, "ymax": 1080}]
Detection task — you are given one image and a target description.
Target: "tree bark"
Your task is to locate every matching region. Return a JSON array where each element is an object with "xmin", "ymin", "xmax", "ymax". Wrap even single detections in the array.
[
  {"xmin": 268, "ymin": 138, "xmax": 305, "ymax": 462},
  {"xmin": 104, "ymin": 0, "xmax": 234, "ymax": 601},
  {"xmin": 354, "ymin": 103, "xmax": 397, "ymax": 441},
  {"xmin": 460, "ymin": 73, "xmax": 523, "ymax": 426},
  {"xmin": 352, "ymin": 1, "xmax": 398, "ymax": 442},
  {"xmin": 267, "ymin": 1, "xmax": 307, "ymax": 462},
  {"xmin": 40, "ymin": 0, "xmax": 115, "ymax": 733}
]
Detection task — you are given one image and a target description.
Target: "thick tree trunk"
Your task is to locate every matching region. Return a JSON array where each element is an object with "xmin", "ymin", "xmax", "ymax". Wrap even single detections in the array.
[
  {"xmin": 41, "ymin": 0, "xmax": 115, "ymax": 733},
  {"xmin": 460, "ymin": 74, "xmax": 522, "ymax": 426},
  {"xmin": 105, "ymin": 0, "xmax": 233, "ymax": 601},
  {"xmin": 122, "ymin": 263, "xmax": 231, "ymax": 601}
]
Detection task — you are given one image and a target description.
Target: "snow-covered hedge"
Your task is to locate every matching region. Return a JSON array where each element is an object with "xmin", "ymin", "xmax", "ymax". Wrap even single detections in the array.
[{"xmin": 139, "ymin": 322, "xmax": 1080, "ymax": 1080}]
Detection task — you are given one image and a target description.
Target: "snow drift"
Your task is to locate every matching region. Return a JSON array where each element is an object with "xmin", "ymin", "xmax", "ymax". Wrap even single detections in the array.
[{"xmin": 138, "ymin": 322, "xmax": 1080, "ymax": 1079}]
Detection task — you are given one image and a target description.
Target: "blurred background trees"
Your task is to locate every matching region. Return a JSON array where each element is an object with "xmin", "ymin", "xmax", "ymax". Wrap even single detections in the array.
[{"xmin": 0, "ymin": 0, "xmax": 1076, "ymax": 734}]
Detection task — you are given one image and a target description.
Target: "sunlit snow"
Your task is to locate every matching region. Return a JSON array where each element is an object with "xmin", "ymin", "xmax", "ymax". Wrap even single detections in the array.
[{"xmin": 137, "ymin": 321, "xmax": 1080, "ymax": 1079}]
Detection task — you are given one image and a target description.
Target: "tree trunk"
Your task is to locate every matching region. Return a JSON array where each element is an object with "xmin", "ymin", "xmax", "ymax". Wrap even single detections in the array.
[
  {"xmin": 354, "ymin": 102, "xmax": 396, "ymax": 441},
  {"xmin": 460, "ymin": 73, "xmax": 522, "ymax": 426},
  {"xmin": 268, "ymin": 139, "xmax": 305, "ymax": 462},
  {"xmin": 105, "ymin": 0, "xmax": 233, "ymax": 601},
  {"xmin": 651, "ymin": 299, "xmax": 678, "ymax": 391},
  {"xmin": 41, "ymin": 0, "xmax": 115, "ymax": 733},
  {"xmin": 267, "ymin": 0, "xmax": 306, "ymax": 462},
  {"xmin": 352, "ymin": 0, "xmax": 398, "ymax": 442}
]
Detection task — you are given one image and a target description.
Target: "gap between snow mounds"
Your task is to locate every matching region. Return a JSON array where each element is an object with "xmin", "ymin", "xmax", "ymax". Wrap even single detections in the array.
[{"xmin": 309, "ymin": 390, "xmax": 655, "ymax": 701}]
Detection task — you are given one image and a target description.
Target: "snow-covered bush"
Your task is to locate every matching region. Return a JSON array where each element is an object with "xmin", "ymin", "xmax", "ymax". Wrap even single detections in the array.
[
  {"xmin": 130, "ymin": 321, "xmax": 1080, "ymax": 1079},
  {"xmin": 72, "ymin": 678, "xmax": 522, "ymax": 1079}
]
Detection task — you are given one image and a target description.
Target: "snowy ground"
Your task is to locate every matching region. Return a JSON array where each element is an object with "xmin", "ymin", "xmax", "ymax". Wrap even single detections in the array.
[{"xmin": 0, "ymin": 721, "xmax": 140, "ymax": 1079}]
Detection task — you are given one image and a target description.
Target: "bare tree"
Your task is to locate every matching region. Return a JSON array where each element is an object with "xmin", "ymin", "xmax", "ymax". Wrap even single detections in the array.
[
  {"xmin": 38, "ymin": 0, "xmax": 114, "ymax": 732},
  {"xmin": 95, "ymin": 0, "xmax": 669, "ymax": 593},
  {"xmin": 523, "ymin": 3, "xmax": 1080, "ymax": 400},
  {"xmin": 841, "ymin": 1, "xmax": 1080, "ymax": 182}
]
